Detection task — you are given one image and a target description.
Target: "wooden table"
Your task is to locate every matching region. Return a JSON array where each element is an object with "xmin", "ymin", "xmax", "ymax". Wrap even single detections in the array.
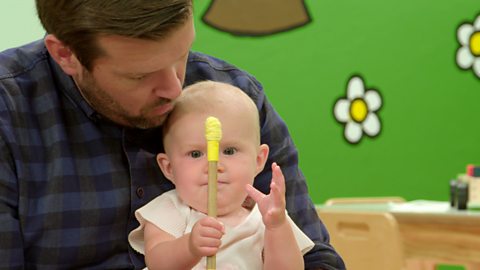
[{"xmin": 317, "ymin": 201, "xmax": 480, "ymax": 269}]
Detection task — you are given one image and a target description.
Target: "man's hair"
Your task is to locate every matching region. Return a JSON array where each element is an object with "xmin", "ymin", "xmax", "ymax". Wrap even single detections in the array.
[{"xmin": 36, "ymin": 0, "xmax": 193, "ymax": 71}]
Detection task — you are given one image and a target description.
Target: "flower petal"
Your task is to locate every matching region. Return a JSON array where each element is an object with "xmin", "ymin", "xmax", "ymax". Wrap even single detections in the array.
[
  {"xmin": 474, "ymin": 15, "xmax": 480, "ymax": 30},
  {"xmin": 473, "ymin": 58, "xmax": 480, "ymax": 78},
  {"xmin": 345, "ymin": 121, "xmax": 362, "ymax": 143},
  {"xmin": 457, "ymin": 24, "xmax": 474, "ymax": 45},
  {"xmin": 457, "ymin": 47, "xmax": 474, "ymax": 69},
  {"xmin": 334, "ymin": 99, "xmax": 350, "ymax": 123},
  {"xmin": 363, "ymin": 113, "xmax": 381, "ymax": 137},
  {"xmin": 347, "ymin": 77, "xmax": 365, "ymax": 100},
  {"xmin": 364, "ymin": 90, "xmax": 382, "ymax": 112}
]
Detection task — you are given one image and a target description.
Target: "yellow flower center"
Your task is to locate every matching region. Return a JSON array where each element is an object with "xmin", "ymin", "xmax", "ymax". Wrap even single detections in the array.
[
  {"xmin": 470, "ymin": 31, "xmax": 480, "ymax": 56},
  {"xmin": 350, "ymin": 98, "xmax": 368, "ymax": 123}
]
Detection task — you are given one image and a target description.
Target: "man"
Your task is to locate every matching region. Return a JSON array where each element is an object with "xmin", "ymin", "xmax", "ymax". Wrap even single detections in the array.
[{"xmin": 0, "ymin": 1, "xmax": 345, "ymax": 269}]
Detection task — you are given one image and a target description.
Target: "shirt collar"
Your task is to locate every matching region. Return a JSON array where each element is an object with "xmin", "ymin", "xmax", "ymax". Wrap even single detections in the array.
[{"xmin": 47, "ymin": 50, "xmax": 102, "ymax": 121}]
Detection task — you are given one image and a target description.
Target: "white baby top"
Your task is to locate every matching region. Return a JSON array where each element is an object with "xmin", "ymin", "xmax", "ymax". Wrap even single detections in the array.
[{"xmin": 129, "ymin": 190, "xmax": 314, "ymax": 270}]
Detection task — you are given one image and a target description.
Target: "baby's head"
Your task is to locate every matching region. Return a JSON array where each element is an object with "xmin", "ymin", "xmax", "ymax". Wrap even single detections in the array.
[
  {"xmin": 157, "ymin": 80, "xmax": 269, "ymax": 215},
  {"xmin": 162, "ymin": 80, "xmax": 261, "ymax": 147}
]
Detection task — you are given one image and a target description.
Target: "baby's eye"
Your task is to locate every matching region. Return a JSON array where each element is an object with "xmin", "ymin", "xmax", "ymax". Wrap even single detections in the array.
[
  {"xmin": 189, "ymin": 150, "xmax": 203, "ymax": 158},
  {"xmin": 223, "ymin": 147, "xmax": 237, "ymax": 155}
]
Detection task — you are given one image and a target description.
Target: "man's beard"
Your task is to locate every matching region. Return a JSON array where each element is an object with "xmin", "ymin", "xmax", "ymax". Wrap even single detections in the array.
[{"xmin": 75, "ymin": 70, "xmax": 171, "ymax": 129}]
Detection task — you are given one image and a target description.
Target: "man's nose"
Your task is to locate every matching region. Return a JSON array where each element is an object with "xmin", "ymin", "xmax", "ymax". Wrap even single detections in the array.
[{"xmin": 151, "ymin": 68, "xmax": 183, "ymax": 100}]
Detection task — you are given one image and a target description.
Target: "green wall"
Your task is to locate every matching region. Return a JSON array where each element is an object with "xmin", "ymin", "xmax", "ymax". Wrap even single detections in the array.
[
  {"xmin": 191, "ymin": 1, "xmax": 480, "ymax": 203},
  {"xmin": 1, "ymin": 1, "xmax": 479, "ymax": 205},
  {"xmin": 0, "ymin": 1, "xmax": 42, "ymax": 49}
]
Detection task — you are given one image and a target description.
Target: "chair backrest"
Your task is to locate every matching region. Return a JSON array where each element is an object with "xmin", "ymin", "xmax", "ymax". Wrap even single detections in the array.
[
  {"xmin": 324, "ymin": 196, "xmax": 406, "ymax": 206},
  {"xmin": 318, "ymin": 209, "xmax": 404, "ymax": 270}
]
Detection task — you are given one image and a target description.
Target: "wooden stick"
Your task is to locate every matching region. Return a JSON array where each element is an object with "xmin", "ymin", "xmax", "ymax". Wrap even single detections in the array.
[
  {"xmin": 205, "ymin": 117, "xmax": 222, "ymax": 270},
  {"xmin": 207, "ymin": 161, "xmax": 218, "ymax": 270}
]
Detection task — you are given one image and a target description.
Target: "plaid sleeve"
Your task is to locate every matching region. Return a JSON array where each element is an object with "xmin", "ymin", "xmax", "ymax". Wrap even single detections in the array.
[{"xmin": 0, "ymin": 103, "xmax": 25, "ymax": 269}]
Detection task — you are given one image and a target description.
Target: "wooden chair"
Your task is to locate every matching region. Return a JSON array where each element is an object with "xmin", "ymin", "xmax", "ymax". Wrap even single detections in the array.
[
  {"xmin": 320, "ymin": 197, "xmax": 479, "ymax": 270},
  {"xmin": 405, "ymin": 258, "xmax": 480, "ymax": 270},
  {"xmin": 324, "ymin": 196, "xmax": 406, "ymax": 206},
  {"xmin": 318, "ymin": 209, "xmax": 405, "ymax": 270}
]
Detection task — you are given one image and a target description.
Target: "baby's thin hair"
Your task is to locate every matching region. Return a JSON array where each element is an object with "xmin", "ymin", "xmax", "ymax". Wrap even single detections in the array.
[{"xmin": 163, "ymin": 80, "xmax": 261, "ymax": 142}]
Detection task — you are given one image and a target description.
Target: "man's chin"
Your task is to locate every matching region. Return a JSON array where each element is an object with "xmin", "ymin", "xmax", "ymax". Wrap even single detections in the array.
[{"xmin": 127, "ymin": 115, "xmax": 168, "ymax": 129}]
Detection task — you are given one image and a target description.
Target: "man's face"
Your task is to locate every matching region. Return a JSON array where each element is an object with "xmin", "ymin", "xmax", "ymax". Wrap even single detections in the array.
[{"xmin": 73, "ymin": 18, "xmax": 195, "ymax": 128}]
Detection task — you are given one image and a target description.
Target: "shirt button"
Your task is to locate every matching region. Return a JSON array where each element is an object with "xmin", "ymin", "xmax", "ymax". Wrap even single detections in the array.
[{"xmin": 136, "ymin": 187, "xmax": 144, "ymax": 199}]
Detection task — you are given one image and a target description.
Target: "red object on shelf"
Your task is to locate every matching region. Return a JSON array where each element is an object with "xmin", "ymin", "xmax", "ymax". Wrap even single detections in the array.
[{"xmin": 467, "ymin": 164, "xmax": 474, "ymax": 176}]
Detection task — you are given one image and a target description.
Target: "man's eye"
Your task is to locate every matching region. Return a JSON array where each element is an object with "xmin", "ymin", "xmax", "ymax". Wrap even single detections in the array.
[
  {"xmin": 130, "ymin": 75, "xmax": 146, "ymax": 81},
  {"xmin": 223, "ymin": 147, "xmax": 237, "ymax": 155},
  {"xmin": 189, "ymin": 150, "xmax": 203, "ymax": 158}
]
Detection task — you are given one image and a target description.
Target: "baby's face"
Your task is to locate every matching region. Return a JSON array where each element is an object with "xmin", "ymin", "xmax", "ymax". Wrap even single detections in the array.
[{"xmin": 161, "ymin": 110, "xmax": 265, "ymax": 216}]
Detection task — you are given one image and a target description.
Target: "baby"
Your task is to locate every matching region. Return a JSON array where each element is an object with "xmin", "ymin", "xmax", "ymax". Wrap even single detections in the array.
[{"xmin": 129, "ymin": 81, "xmax": 314, "ymax": 269}]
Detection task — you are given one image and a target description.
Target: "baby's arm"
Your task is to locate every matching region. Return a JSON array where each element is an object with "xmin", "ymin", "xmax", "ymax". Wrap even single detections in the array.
[
  {"xmin": 143, "ymin": 216, "xmax": 224, "ymax": 270},
  {"xmin": 246, "ymin": 162, "xmax": 304, "ymax": 270}
]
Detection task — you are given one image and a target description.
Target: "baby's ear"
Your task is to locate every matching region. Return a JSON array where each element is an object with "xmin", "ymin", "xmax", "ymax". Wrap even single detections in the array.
[
  {"xmin": 156, "ymin": 153, "xmax": 175, "ymax": 183},
  {"xmin": 255, "ymin": 144, "xmax": 270, "ymax": 175}
]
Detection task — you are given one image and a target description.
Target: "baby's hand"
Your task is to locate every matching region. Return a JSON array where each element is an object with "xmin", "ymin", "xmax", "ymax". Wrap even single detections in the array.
[
  {"xmin": 246, "ymin": 162, "xmax": 287, "ymax": 229},
  {"xmin": 189, "ymin": 216, "xmax": 225, "ymax": 258}
]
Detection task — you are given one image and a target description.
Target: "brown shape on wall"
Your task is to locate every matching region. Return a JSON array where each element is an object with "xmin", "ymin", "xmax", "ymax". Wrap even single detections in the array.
[{"xmin": 202, "ymin": 0, "xmax": 311, "ymax": 36}]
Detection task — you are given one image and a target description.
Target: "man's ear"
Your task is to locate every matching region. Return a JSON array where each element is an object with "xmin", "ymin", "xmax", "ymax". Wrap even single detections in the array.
[
  {"xmin": 255, "ymin": 144, "xmax": 270, "ymax": 175},
  {"xmin": 44, "ymin": 34, "xmax": 81, "ymax": 76},
  {"xmin": 156, "ymin": 153, "xmax": 175, "ymax": 184}
]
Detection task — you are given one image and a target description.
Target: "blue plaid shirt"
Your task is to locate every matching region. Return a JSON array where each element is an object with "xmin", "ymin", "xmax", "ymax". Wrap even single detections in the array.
[{"xmin": 0, "ymin": 40, "xmax": 345, "ymax": 270}]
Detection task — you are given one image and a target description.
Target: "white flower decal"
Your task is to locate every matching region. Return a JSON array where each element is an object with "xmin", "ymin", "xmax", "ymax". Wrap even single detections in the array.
[
  {"xmin": 334, "ymin": 76, "xmax": 382, "ymax": 144},
  {"xmin": 456, "ymin": 15, "xmax": 480, "ymax": 78}
]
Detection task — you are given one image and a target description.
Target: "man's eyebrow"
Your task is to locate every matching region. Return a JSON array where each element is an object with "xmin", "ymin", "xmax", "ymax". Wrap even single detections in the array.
[{"xmin": 116, "ymin": 70, "xmax": 152, "ymax": 77}]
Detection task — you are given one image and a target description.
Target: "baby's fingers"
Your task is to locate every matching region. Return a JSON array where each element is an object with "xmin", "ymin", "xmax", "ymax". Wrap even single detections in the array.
[
  {"xmin": 190, "ymin": 217, "xmax": 224, "ymax": 257},
  {"xmin": 271, "ymin": 163, "xmax": 286, "ymax": 197},
  {"xmin": 197, "ymin": 217, "xmax": 225, "ymax": 235},
  {"xmin": 245, "ymin": 183, "xmax": 265, "ymax": 204}
]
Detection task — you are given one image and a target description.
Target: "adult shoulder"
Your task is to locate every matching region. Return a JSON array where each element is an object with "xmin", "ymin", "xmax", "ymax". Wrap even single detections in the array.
[
  {"xmin": 185, "ymin": 51, "xmax": 264, "ymax": 105},
  {"xmin": 0, "ymin": 39, "xmax": 48, "ymax": 80}
]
